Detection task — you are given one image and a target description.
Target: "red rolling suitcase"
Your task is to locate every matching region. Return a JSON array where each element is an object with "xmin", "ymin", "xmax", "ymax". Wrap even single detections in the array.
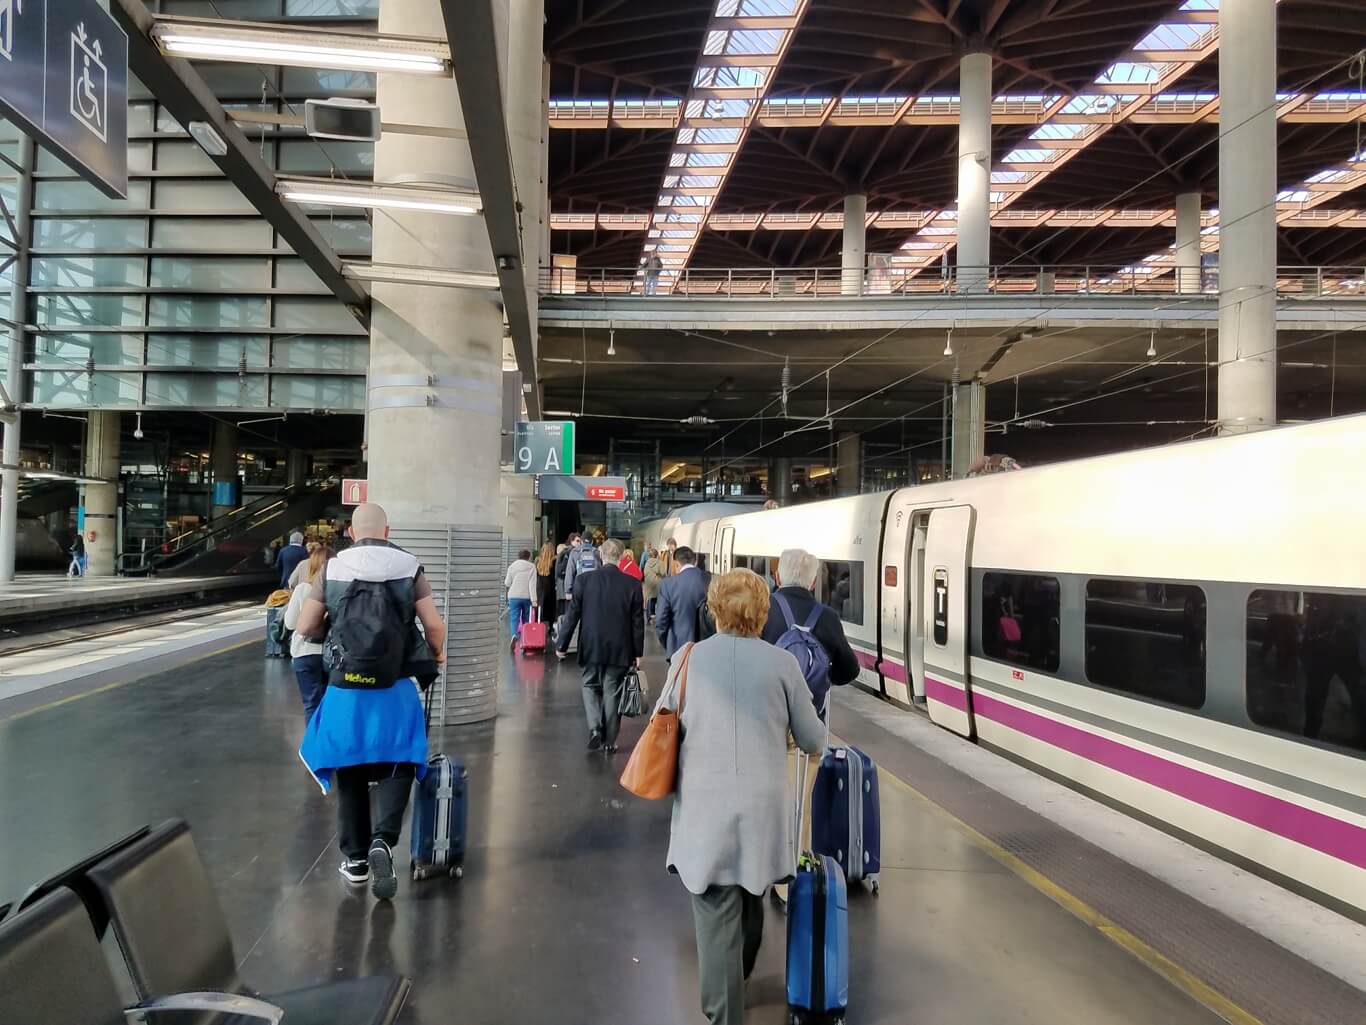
[{"xmin": 518, "ymin": 608, "xmax": 547, "ymax": 654}]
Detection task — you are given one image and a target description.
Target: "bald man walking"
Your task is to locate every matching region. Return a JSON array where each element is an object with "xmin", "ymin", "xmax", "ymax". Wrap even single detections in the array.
[{"xmin": 298, "ymin": 502, "xmax": 446, "ymax": 900}]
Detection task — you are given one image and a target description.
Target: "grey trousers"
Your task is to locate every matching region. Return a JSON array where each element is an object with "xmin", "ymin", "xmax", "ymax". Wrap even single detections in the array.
[
  {"xmin": 689, "ymin": 884, "xmax": 765, "ymax": 1025},
  {"xmin": 581, "ymin": 663, "xmax": 629, "ymax": 745}
]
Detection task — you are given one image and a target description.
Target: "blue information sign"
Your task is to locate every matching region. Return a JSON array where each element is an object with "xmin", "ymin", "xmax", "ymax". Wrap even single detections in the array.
[{"xmin": 0, "ymin": 0, "xmax": 128, "ymax": 198}]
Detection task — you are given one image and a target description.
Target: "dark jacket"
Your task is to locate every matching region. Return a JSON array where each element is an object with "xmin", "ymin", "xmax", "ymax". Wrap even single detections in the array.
[
  {"xmin": 557, "ymin": 563, "xmax": 644, "ymax": 666},
  {"xmin": 656, "ymin": 566, "xmax": 710, "ymax": 659},
  {"xmin": 277, "ymin": 543, "xmax": 307, "ymax": 588},
  {"xmin": 762, "ymin": 585, "xmax": 861, "ymax": 687}
]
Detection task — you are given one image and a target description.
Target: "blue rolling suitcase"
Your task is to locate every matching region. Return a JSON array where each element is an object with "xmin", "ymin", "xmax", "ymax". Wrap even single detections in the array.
[
  {"xmin": 785, "ymin": 853, "xmax": 849, "ymax": 1025},
  {"xmin": 410, "ymin": 752, "xmax": 467, "ymax": 881},
  {"xmin": 811, "ymin": 745, "xmax": 881, "ymax": 894},
  {"xmin": 409, "ymin": 693, "xmax": 468, "ymax": 881}
]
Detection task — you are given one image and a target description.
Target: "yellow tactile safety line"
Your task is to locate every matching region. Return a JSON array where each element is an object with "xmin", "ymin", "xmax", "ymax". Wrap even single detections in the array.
[
  {"xmin": 871, "ymin": 760, "xmax": 1263, "ymax": 1025},
  {"xmin": 3, "ymin": 637, "xmax": 258, "ymax": 723}
]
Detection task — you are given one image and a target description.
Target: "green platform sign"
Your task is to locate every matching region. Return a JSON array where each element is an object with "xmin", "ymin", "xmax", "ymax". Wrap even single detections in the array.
[{"xmin": 514, "ymin": 420, "xmax": 574, "ymax": 475}]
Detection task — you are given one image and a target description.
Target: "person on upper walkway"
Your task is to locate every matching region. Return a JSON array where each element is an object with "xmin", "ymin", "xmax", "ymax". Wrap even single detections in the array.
[
  {"xmin": 283, "ymin": 544, "xmax": 334, "ymax": 720},
  {"xmin": 276, "ymin": 531, "xmax": 308, "ymax": 588},
  {"xmin": 296, "ymin": 502, "xmax": 446, "ymax": 902},
  {"xmin": 556, "ymin": 537, "xmax": 643, "ymax": 753},
  {"xmin": 656, "ymin": 546, "xmax": 709, "ymax": 660},
  {"xmin": 761, "ymin": 547, "xmax": 860, "ymax": 691},
  {"xmin": 657, "ymin": 569, "xmax": 826, "ymax": 1025},
  {"xmin": 505, "ymin": 548, "xmax": 537, "ymax": 652}
]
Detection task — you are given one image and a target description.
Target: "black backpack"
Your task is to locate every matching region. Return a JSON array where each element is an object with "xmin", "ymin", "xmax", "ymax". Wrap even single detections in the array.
[{"xmin": 328, "ymin": 579, "xmax": 409, "ymax": 687}]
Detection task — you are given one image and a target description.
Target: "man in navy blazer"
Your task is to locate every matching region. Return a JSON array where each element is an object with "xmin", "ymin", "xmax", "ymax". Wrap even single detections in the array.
[{"xmin": 655, "ymin": 546, "xmax": 710, "ymax": 660}]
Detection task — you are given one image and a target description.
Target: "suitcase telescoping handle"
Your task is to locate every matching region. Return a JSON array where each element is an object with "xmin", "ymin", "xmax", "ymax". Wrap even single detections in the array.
[{"xmin": 792, "ymin": 709, "xmax": 832, "ymax": 863}]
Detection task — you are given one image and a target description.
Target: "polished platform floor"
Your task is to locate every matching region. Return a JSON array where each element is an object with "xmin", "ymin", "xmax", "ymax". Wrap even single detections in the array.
[{"xmin": 1, "ymin": 636, "xmax": 1361, "ymax": 1025}]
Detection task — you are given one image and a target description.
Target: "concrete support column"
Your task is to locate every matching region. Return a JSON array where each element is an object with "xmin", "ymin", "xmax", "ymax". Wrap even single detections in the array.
[
  {"xmin": 956, "ymin": 52, "xmax": 992, "ymax": 294},
  {"xmin": 0, "ymin": 134, "xmax": 33, "ymax": 584},
  {"xmin": 370, "ymin": 0, "xmax": 507, "ymax": 724},
  {"xmin": 951, "ymin": 377, "xmax": 986, "ymax": 480},
  {"xmin": 1175, "ymin": 191, "xmax": 1202, "ymax": 295},
  {"xmin": 1218, "ymin": 0, "xmax": 1277, "ymax": 433},
  {"xmin": 286, "ymin": 448, "xmax": 309, "ymax": 489},
  {"xmin": 210, "ymin": 421, "xmax": 239, "ymax": 519},
  {"xmin": 769, "ymin": 457, "xmax": 792, "ymax": 503},
  {"xmin": 82, "ymin": 411, "xmax": 120, "ymax": 577},
  {"xmin": 509, "ymin": 0, "xmax": 545, "ymax": 356},
  {"xmin": 836, "ymin": 433, "xmax": 861, "ymax": 497},
  {"xmin": 841, "ymin": 194, "xmax": 866, "ymax": 295}
]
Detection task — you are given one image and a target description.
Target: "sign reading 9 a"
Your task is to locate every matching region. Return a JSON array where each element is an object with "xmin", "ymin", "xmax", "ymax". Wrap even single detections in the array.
[{"xmin": 514, "ymin": 421, "xmax": 575, "ymax": 475}]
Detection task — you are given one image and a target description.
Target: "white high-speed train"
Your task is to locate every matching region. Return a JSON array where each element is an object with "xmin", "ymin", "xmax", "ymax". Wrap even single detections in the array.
[{"xmin": 639, "ymin": 416, "xmax": 1366, "ymax": 916}]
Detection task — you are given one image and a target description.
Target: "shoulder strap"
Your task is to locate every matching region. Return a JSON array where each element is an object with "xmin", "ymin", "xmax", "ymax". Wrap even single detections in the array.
[
  {"xmin": 772, "ymin": 591, "xmax": 796, "ymax": 629},
  {"xmin": 674, "ymin": 642, "xmax": 695, "ymax": 715},
  {"xmin": 802, "ymin": 601, "xmax": 823, "ymax": 631}
]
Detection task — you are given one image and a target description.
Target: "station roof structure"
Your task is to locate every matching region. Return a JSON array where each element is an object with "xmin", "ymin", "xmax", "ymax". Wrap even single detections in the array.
[{"xmin": 546, "ymin": 0, "xmax": 1366, "ymax": 273}]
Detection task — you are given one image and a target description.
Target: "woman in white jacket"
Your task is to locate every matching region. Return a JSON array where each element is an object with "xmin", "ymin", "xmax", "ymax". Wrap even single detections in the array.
[{"xmin": 283, "ymin": 545, "xmax": 333, "ymax": 719}]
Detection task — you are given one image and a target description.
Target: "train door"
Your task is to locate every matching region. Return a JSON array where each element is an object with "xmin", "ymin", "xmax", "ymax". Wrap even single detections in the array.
[
  {"xmin": 922, "ymin": 505, "xmax": 975, "ymax": 737},
  {"xmin": 716, "ymin": 526, "xmax": 736, "ymax": 573},
  {"xmin": 908, "ymin": 515, "xmax": 929, "ymax": 703},
  {"xmin": 878, "ymin": 497, "xmax": 913, "ymax": 703}
]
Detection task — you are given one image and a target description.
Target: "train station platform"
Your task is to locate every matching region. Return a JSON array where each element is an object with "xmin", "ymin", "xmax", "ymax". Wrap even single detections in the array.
[
  {"xmin": 0, "ymin": 572, "xmax": 268, "ymax": 630},
  {"xmin": 2, "ymin": 633, "xmax": 1364, "ymax": 1025}
]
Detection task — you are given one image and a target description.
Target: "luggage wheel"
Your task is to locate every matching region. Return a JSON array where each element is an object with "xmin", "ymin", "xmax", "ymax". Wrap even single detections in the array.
[
  {"xmin": 864, "ymin": 875, "xmax": 880, "ymax": 896},
  {"xmin": 450, "ymin": 865, "xmax": 463, "ymax": 879}
]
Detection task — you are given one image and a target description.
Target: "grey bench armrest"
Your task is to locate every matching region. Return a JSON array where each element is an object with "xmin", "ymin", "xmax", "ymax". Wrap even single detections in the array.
[{"xmin": 125, "ymin": 992, "xmax": 284, "ymax": 1024}]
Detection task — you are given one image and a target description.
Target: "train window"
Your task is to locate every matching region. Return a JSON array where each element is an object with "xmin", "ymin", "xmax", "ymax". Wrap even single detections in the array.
[
  {"xmin": 819, "ymin": 561, "xmax": 864, "ymax": 626},
  {"xmin": 1085, "ymin": 579, "xmax": 1206, "ymax": 708},
  {"xmin": 982, "ymin": 572, "xmax": 1060, "ymax": 672},
  {"xmin": 1246, "ymin": 590, "xmax": 1366, "ymax": 754}
]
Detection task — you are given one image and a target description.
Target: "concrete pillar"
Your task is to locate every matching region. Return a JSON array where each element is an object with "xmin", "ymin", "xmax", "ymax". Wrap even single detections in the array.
[
  {"xmin": 210, "ymin": 421, "xmax": 239, "ymax": 518},
  {"xmin": 370, "ymin": 0, "xmax": 506, "ymax": 724},
  {"xmin": 1175, "ymin": 191, "xmax": 1202, "ymax": 295},
  {"xmin": 538, "ymin": 61, "xmax": 552, "ymax": 284},
  {"xmin": 836, "ymin": 433, "xmax": 861, "ymax": 497},
  {"xmin": 82, "ymin": 411, "xmax": 120, "ymax": 577},
  {"xmin": 951, "ymin": 377, "xmax": 986, "ymax": 479},
  {"xmin": 769, "ymin": 457, "xmax": 793, "ymax": 503},
  {"xmin": 509, "ymin": 0, "xmax": 545, "ymax": 356},
  {"xmin": 956, "ymin": 52, "xmax": 992, "ymax": 294},
  {"xmin": 286, "ymin": 448, "xmax": 309, "ymax": 489},
  {"xmin": 0, "ymin": 134, "xmax": 32, "ymax": 584},
  {"xmin": 841, "ymin": 194, "xmax": 866, "ymax": 296},
  {"xmin": 1217, "ymin": 0, "xmax": 1277, "ymax": 433}
]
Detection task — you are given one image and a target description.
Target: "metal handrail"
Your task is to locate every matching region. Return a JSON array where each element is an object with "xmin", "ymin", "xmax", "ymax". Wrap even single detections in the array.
[{"xmin": 536, "ymin": 263, "xmax": 1366, "ymax": 300}]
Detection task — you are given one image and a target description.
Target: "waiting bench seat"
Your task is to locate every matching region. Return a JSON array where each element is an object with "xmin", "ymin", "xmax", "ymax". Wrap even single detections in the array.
[{"xmin": 0, "ymin": 819, "xmax": 408, "ymax": 1025}]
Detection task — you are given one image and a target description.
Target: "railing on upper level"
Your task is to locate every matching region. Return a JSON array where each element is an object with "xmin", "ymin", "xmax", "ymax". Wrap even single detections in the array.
[{"xmin": 537, "ymin": 264, "xmax": 1366, "ymax": 300}]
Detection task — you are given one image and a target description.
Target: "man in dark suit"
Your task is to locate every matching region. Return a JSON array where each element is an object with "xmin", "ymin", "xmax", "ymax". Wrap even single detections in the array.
[
  {"xmin": 556, "ymin": 537, "xmax": 644, "ymax": 752},
  {"xmin": 656, "ymin": 546, "xmax": 710, "ymax": 660}
]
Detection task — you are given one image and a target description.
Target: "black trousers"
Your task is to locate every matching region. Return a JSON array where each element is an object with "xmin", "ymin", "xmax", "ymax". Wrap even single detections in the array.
[{"xmin": 336, "ymin": 762, "xmax": 416, "ymax": 860}]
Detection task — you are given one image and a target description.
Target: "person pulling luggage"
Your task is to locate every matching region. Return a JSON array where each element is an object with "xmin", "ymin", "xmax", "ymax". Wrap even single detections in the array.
[{"xmin": 296, "ymin": 502, "xmax": 446, "ymax": 901}]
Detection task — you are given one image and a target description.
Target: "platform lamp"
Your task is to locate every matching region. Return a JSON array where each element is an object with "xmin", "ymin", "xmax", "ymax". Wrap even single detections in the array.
[{"xmin": 943, "ymin": 328, "xmax": 954, "ymax": 358}]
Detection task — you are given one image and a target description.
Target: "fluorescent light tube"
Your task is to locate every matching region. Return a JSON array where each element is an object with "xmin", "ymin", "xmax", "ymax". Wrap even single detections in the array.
[
  {"xmin": 276, "ymin": 177, "xmax": 482, "ymax": 216},
  {"xmin": 151, "ymin": 17, "xmax": 451, "ymax": 76},
  {"xmin": 343, "ymin": 263, "xmax": 501, "ymax": 290}
]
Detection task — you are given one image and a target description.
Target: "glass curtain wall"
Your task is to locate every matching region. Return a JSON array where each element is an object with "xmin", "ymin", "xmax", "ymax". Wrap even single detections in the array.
[{"xmin": 18, "ymin": 0, "xmax": 378, "ymax": 413}]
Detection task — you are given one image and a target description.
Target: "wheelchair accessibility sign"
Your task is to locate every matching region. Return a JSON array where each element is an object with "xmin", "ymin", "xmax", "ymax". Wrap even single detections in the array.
[
  {"xmin": 70, "ymin": 22, "xmax": 107, "ymax": 143},
  {"xmin": 0, "ymin": 0, "xmax": 127, "ymax": 197}
]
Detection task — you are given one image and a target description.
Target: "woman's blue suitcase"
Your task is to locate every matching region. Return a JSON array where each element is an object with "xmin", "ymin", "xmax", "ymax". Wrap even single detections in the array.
[
  {"xmin": 811, "ymin": 745, "xmax": 881, "ymax": 893},
  {"xmin": 785, "ymin": 852, "xmax": 849, "ymax": 1025},
  {"xmin": 409, "ymin": 752, "xmax": 467, "ymax": 881}
]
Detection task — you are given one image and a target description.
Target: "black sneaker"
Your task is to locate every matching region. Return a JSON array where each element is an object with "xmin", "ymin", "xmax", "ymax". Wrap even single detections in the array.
[
  {"xmin": 587, "ymin": 731, "xmax": 604, "ymax": 751},
  {"xmin": 369, "ymin": 840, "xmax": 397, "ymax": 901},
  {"xmin": 339, "ymin": 858, "xmax": 370, "ymax": 885}
]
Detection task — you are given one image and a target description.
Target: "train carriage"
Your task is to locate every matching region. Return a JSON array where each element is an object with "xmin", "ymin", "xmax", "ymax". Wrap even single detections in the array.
[{"xmin": 642, "ymin": 415, "xmax": 1366, "ymax": 916}]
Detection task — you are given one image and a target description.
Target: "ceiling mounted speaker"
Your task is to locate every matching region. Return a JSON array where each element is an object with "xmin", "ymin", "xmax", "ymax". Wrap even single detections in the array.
[{"xmin": 304, "ymin": 98, "xmax": 381, "ymax": 142}]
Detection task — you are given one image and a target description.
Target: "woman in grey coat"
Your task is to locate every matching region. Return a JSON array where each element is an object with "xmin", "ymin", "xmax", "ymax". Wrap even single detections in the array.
[{"xmin": 657, "ymin": 568, "xmax": 826, "ymax": 1025}]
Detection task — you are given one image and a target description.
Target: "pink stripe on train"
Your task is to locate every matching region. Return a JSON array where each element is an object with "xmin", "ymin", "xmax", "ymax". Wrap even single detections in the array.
[
  {"xmin": 854, "ymin": 649, "xmax": 909, "ymax": 684},
  {"xmin": 923, "ymin": 678, "xmax": 1366, "ymax": 870}
]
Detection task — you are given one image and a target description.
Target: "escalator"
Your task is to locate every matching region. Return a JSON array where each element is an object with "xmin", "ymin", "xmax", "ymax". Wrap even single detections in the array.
[
  {"xmin": 127, "ymin": 478, "xmax": 342, "ymax": 578},
  {"xmin": 16, "ymin": 478, "xmax": 78, "ymax": 520}
]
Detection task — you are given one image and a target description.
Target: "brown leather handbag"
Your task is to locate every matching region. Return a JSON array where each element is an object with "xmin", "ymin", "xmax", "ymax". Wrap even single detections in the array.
[{"xmin": 619, "ymin": 643, "xmax": 694, "ymax": 800}]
